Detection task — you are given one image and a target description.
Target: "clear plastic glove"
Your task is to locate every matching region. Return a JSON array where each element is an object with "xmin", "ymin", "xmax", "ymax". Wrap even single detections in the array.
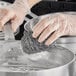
[
  {"xmin": 0, "ymin": 0, "xmax": 29, "ymax": 32},
  {"xmin": 32, "ymin": 13, "xmax": 76, "ymax": 46}
]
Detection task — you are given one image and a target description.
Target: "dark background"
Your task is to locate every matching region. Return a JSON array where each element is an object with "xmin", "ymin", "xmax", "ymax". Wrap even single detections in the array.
[{"xmin": 2, "ymin": 0, "xmax": 76, "ymax": 3}]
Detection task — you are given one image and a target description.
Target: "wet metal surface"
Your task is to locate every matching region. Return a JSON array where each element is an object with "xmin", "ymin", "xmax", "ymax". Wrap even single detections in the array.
[{"xmin": 0, "ymin": 37, "xmax": 75, "ymax": 76}]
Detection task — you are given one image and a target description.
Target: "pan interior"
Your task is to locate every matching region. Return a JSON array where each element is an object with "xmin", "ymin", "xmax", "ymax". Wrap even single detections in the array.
[
  {"xmin": 12, "ymin": 46, "xmax": 74, "ymax": 71},
  {"xmin": 23, "ymin": 46, "xmax": 74, "ymax": 69},
  {"xmin": 0, "ymin": 43, "xmax": 74, "ymax": 72}
]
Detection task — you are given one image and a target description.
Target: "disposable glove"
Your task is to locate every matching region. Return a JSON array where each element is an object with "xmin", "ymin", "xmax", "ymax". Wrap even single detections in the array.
[
  {"xmin": 0, "ymin": 0, "xmax": 30, "ymax": 32},
  {"xmin": 32, "ymin": 13, "xmax": 76, "ymax": 46}
]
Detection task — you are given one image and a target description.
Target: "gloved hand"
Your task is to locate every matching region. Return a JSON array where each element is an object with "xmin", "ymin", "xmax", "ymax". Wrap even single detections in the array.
[
  {"xmin": 0, "ymin": 0, "xmax": 30, "ymax": 32},
  {"xmin": 32, "ymin": 13, "xmax": 76, "ymax": 46}
]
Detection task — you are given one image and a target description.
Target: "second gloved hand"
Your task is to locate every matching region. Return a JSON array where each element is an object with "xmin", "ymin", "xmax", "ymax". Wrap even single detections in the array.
[{"xmin": 32, "ymin": 13, "xmax": 76, "ymax": 46}]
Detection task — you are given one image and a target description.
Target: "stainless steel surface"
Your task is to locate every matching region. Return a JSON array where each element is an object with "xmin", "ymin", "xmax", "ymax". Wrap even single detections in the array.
[
  {"xmin": 56, "ymin": 37, "xmax": 76, "ymax": 75},
  {"xmin": 0, "ymin": 37, "xmax": 75, "ymax": 76},
  {"xmin": 0, "ymin": 45, "xmax": 75, "ymax": 76},
  {"xmin": 4, "ymin": 22, "xmax": 15, "ymax": 40},
  {"xmin": 56, "ymin": 37, "xmax": 76, "ymax": 54}
]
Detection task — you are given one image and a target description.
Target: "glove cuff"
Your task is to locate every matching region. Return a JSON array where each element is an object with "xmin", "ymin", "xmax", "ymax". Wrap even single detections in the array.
[{"xmin": 13, "ymin": 0, "xmax": 30, "ymax": 14}]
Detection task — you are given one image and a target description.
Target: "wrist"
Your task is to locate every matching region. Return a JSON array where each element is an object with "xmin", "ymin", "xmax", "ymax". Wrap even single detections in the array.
[
  {"xmin": 13, "ymin": 0, "xmax": 30, "ymax": 14},
  {"xmin": 67, "ymin": 15, "xmax": 76, "ymax": 36}
]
